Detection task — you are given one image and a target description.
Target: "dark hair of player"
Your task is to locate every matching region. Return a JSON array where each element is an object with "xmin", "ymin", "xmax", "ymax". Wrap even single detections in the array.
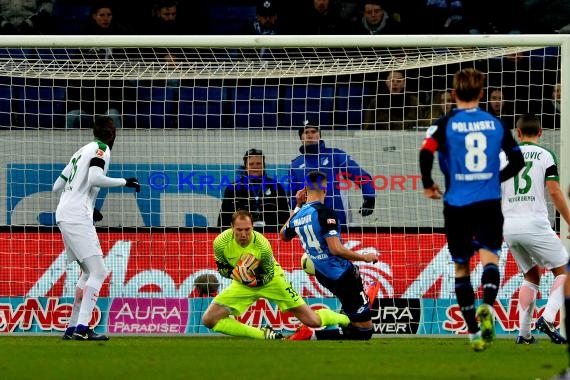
[
  {"xmin": 516, "ymin": 113, "xmax": 541, "ymax": 137},
  {"xmin": 93, "ymin": 116, "xmax": 116, "ymax": 148},
  {"xmin": 306, "ymin": 170, "xmax": 327, "ymax": 192}
]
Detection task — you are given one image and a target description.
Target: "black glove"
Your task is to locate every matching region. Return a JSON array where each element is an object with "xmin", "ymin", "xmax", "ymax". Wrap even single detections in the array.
[
  {"xmin": 359, "ymin": 198, "xmax": 375, "ymax": 217},
  {"xmin": 93, "ymin": 208, "xmax": 103, "ymax": 222},
  {"xmin": 125, "ymin": 177, "xmax": 141, "ymax": 193}
]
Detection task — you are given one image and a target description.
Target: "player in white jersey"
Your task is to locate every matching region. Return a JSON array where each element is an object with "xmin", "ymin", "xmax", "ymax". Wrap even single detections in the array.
[
  {"xmin": 501, "ymin": 114, "xmax": 570, "ymax": 344},
  {"xmin": 52, "ymin": 116, "xmax": 140, "ymax": 341}
]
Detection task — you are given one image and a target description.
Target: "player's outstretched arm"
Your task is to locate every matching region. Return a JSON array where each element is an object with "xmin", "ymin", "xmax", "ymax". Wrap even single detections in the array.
[
  {"xmin": 547, "ymin": 180, "xmax": 570, "ymax": 239},
  {"xmin": 88, "ymin": 166, "xmax": 140, "ymax": 193},
  {"xmin": 88, "ymin": 166, "xmax": 127, "ymax": 188},
  {"xmin": 325, "ymin": 236, "xmax": 378, "ymax": 263}
]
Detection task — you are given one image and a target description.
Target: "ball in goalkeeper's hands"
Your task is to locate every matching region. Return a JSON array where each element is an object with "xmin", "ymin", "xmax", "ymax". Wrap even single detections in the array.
[
  {"xmin": 301, "ymin": 253, "xmax": 315, "ymax": 275},
  {"xmin": 237, "ymin": 253, "xmax": 259, "ymax": 271},
  {"xmin": 231, "ymin": 253, "xmax": 260, "ymax": 286}
]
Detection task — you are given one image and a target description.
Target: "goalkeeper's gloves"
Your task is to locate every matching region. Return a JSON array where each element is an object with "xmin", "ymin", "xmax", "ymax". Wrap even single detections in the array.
[
  {"xmin": 359, "ymin": 197, "xmax": 375, "ymax": 217},
  {"xmin": 93, "ymin": 208, "xmax": 103, "ymax": 222},
  {"xmin": 125, "ymin": 177, "xmax": 140, "ymax": 193},
  {"xmin": 230, "ymin": 255, "xmax": 260, "ymax": 287}
]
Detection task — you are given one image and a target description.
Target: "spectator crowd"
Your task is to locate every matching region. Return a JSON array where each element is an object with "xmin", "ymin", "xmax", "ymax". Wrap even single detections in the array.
[
  {"xmin": 0, "ymin": 0, "xmax": 565, "ymax": 133},
  {"xmin": 3, "ymin": 0, "xmax": 568, "ymax": 36}
]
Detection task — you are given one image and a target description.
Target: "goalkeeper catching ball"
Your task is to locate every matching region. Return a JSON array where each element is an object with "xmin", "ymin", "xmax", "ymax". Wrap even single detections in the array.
[{"xmin": 202, "ymin": 210, "xmax": 351, "ymax": 339}]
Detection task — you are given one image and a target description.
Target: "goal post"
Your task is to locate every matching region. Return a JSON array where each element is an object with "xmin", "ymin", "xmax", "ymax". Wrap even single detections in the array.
[{"xmin": 0, "ymin": 34, "xmax": 568, "ymax": 336}]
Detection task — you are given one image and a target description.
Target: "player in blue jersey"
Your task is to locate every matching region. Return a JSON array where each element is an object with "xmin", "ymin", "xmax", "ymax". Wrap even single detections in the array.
[
  {"xmin": 289, "ymin": 120, "xmax": 376, "ymax": 228},
  {"xmin": 419, "ymin": 68, "xmax": 524, "ymax": 351},
  {"xmin": 280, "ymin": 170, "xmax": 379, "ymax": 340}
]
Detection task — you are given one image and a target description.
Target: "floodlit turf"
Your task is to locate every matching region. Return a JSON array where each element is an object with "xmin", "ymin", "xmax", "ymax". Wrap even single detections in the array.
[{"xmin": 0, "ymin": 336, "xmax": 567, "ymax": 380}]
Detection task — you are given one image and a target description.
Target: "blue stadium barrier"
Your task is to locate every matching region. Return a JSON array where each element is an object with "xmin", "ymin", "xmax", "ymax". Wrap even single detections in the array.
[
  {"xmin": 334, "ymin": 83, "xmax": 369, "ymax": 128},
  {"xmin": 0, "ymin": 48, "xmax": 33, "ymax": 60},
  {"xmin": 35, "ymin": 48, "xmax": 78, "ymax": 61},
  {"xmin": 130, "ymin": 83, "xmax": 178, "ymax": 129},
  {"xmin": 232, "ymin": 85, "xmax": 279, "ymax": 128},
  {"xmin": 179, "ymin": 85, "xmax": 228, "ymax": 128},
  {"xmin": 11, "ymin": 82, "xmax": 67, "ymax": 129},
  {"xmin": 280, "ymin": 84, "xmax": 334, "ymax": 128},
  {"xmin": 0, "ymin": 80, "xmax": 12, "ymax": 128}
]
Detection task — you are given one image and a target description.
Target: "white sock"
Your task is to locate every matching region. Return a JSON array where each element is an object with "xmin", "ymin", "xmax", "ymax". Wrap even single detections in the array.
[
  {"xmin": 77, "ymin": 285, "xmax": 99, "ymax": 327},
  {"xmin": 518, "ymin": 280, "xmax": 538, "ymax": 337},
  {"xmin": 542, "ymin": 274, "xmax": 566, "ymax": 323},
  {"xmin": 67, "ymin": 286, "xmax": 84, "ymax": 328}
]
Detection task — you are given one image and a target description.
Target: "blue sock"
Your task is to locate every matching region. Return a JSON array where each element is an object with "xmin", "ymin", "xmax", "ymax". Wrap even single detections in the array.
[
  {"xmin": 75, "ymin": 324, "xmax": 88, "ymax": 333},
  {"xmin": 455, "ymin": 276, "xmax": 478, "ymax": 334},
  {"xmin": 481, "ymin": 263, "xmax": 500, "ymax": 306}
]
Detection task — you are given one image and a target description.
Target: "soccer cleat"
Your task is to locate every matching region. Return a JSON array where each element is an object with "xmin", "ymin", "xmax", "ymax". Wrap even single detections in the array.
[
  {"xmin": 536, "ymin": 316, "xmax": 567, "ymax": 344},
  {"xmin": 515, "ymin": 335, "xmax": 537, "ymax": 344},
  {"xmin": 260, "ymin": 325, "xmax": 283, "ymax": 340},
  {"xmin": 476, "ymin": 304, "xmax": 495, "ymax": 345},
  {"xmin": 72, "ymin": 325, "xmax": 110, "ymax": 341},
  {"xmin": 287, "ymin": 325, "xmax": 314, "ymax": 340},
  {"xmin": 62, "ymin": 326, "xmax": 75, "ymax": 340},
  {"xmin": 365, "ymin": 281, "xmax": 381, "ymax": 309}
]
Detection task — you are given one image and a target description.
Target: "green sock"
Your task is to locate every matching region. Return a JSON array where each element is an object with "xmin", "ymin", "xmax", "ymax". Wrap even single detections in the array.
[
  {"xmin": 315, "ymin": 308, "xmax": 350, "ymax": 327},
  {"xmin": 212, "ymin": 317, "xmax": 265, "ymax": 339}
]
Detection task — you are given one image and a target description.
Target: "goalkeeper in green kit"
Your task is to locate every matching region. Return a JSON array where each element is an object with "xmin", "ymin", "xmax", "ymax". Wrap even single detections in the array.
[{"xmin": 202, "ymin": 210, "xmax": 350, "ymax": 339}]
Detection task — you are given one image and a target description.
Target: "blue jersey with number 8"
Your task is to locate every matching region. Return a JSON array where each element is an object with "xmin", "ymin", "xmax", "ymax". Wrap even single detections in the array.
[{"xmin": 428, "ymin": 107, "xmax": 515, "ymax": 207}]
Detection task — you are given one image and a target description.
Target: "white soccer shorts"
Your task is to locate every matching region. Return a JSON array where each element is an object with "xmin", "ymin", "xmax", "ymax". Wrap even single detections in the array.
[
  {"xmin": 505, "ymin": 223, "xmax": 569, "ymax": 274},
  {"xmin": 57, "ymin": 222, "xmax": 104, "ymax": 264}
]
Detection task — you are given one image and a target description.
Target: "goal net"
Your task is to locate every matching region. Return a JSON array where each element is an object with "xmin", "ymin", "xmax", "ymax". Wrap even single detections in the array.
[{"xmin": 0, "ymin": 35, "xmax": 567, "ymax": 336}]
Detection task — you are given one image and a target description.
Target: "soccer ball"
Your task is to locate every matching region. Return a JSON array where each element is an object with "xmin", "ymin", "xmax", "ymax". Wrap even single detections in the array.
[{"xmin": 300, "ymin": 253, "xmax": 315, "ymax": 275}]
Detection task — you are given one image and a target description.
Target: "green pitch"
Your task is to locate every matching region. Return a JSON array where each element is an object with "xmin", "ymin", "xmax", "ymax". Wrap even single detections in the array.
[{"xmin": 0, "ymin": 336, "xmax": 567, "ymax": 380}]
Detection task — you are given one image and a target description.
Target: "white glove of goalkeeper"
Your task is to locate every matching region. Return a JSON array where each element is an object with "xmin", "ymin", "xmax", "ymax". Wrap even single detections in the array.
[{"xmin": 231, "ymin": 254, "xmax": 260, "ymax": 287}]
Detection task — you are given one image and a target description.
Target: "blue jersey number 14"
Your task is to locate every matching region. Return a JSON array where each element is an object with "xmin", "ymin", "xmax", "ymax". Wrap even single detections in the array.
[{"xmin": 295, "ymin": 224, "xmax": 323, "ymax": 254}]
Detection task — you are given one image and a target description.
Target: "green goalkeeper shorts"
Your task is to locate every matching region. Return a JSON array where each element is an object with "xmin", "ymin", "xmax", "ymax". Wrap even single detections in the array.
[{"xmin": 213, "ymin": 271, "xmax": 305, "ymax": 316}]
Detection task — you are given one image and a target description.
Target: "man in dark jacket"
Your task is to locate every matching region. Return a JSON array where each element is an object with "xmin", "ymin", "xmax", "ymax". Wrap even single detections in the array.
[{"xmin": 218, "ymin": 148, "xmax": 289, "ymax": 232}]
